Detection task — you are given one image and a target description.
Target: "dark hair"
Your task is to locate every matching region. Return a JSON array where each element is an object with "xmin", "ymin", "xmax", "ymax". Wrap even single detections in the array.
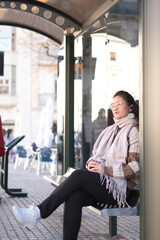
[
  {"xmin": 99, "ymin": 108, "xmax": 105, "ymax": 114},
  {"xmin": 113, "ymin": 90, "xmax": 139, "ymax": 120}
]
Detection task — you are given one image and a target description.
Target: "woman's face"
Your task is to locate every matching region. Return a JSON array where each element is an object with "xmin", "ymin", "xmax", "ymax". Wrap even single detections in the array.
[{"xmin": 111, "ymin": 96, "xmax": 131, "ymax": 120}]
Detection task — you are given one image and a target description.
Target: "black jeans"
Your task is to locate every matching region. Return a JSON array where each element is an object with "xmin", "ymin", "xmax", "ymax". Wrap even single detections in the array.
[{"xmin": 38, "ymin": 169, "xmax": 117, "ymax": 240}]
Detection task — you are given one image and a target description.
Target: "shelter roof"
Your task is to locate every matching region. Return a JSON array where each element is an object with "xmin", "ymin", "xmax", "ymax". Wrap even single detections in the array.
[{"xmin": 0, "ymin": 0, "xmax": 119, "ymax": 44}]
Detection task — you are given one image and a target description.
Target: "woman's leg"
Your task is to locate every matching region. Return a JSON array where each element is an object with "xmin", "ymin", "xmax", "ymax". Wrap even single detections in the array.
[
  {"xmin": 12, "ymin": 169, "xmax": 117, "ymax": 233},
  {"xmin": 38, "ymin": 169, "xmax": 117, "ymax": 219},
  {"xmin": 63, "ymin": 190, "xmax": 98, "ymax": 240}
]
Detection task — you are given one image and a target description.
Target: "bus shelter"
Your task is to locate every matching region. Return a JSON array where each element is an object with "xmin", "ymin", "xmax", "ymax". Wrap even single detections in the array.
[{"xmin": 0, "ymin": 0, "xmax": 160, "ymax": 239}]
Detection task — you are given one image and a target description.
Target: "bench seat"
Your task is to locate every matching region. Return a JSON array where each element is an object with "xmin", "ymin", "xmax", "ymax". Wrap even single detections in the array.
[
  {"xmin": 101, "ymin": 204, "xmax": 139, "ymax": 216},
  {"xmin": 43, "ymin": 167, "xmax": 75, "ymax": 187}
]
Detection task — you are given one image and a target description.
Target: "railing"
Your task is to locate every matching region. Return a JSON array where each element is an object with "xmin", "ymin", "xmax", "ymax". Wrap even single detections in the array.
[{"xmin": 0, "ymin": 135, "xmax": 27, "ymax": 197}]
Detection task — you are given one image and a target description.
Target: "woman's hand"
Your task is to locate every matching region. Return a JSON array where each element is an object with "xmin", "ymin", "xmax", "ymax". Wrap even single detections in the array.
[{"xmin": 87, "ymin": 160, "xmax": 103, "ymax": 173}]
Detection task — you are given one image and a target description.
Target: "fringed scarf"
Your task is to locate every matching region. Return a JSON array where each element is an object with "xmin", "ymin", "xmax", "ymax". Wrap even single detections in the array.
[{"xmin": 91, "ymin": 116, "xmax": 138, "ymax": 207}]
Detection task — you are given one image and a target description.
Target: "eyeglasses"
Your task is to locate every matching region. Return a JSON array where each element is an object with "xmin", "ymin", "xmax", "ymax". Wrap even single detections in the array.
[{"xmin": 110, "ymin": 101, "xmax": 124, "ymax": 110}]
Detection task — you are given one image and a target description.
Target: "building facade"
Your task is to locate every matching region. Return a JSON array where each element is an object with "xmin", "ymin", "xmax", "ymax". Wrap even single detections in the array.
[{"xmin": 0, "ymin": 26, "xmax": 59, "ymax": 146}]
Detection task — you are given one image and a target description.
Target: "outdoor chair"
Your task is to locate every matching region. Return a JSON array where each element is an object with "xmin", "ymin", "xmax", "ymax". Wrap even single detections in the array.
[
  {"xmin": 36, "ymin": 147, "xmax": 57, "ymax": 176},
  {"xmin": 23, "ymin": 146, "xmax": 35, "ymax": 170},
  {"xmin": 14, "ymin": 146, "xmax": 27, "ymax": 169},
  {"xmin": 14, "ymin": 146, "xmax": 32, "ymax": 170},
  {"xmin": 27, "ymin": 147, "xmax": 40, "ymax": 171}
]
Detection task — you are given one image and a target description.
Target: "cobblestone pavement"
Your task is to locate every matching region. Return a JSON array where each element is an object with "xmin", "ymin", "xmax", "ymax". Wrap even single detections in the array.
[{"xmin": 0, "ymin": 163, "xmax": 140, "ymax": 240}]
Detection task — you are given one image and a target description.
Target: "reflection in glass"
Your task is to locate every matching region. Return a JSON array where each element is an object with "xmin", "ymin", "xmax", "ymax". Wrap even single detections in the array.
[{"xmin": 81, "ymin": 0, "xmax": 139, "ymax": 167}]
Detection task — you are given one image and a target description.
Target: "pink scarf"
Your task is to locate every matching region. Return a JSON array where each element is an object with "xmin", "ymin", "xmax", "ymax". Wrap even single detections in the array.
[{"xmin": 91, "ymin": 116, "xmax": 138, "ymax": 207}]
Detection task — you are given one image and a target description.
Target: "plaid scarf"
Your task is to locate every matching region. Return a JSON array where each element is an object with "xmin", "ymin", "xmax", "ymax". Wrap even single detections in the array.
[{"xmin": 91, "ymin": 116, "xmax": 138, "ymax": 207}]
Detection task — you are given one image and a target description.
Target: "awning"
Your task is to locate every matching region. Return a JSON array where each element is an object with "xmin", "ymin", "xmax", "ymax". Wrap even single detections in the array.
[{"xmin": 0, "ymin": 0, "xmax": 119, "ymax": 44}]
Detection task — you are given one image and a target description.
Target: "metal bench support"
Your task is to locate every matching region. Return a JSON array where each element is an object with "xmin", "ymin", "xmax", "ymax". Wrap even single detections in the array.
[{"xmin": 109, "ymin": 216, "xmax": 117, "ymax": 238}]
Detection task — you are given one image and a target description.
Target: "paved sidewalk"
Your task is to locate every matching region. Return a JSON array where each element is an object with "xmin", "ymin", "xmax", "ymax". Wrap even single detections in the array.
[{"xmin": 0, "ymin": 163, "xmax": 140, "ymax": 240}]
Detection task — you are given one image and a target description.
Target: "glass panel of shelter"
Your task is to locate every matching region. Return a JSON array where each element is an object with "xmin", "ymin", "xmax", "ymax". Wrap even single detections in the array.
[{"xmin": 76, "ymin": 0, "xmax": 139, "ymax": 168}]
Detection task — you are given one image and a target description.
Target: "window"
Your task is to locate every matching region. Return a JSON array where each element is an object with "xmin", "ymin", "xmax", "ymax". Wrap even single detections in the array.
[
  {"xmin": 110, "ymin": 52, "xmax": 116, "ymax": 61},
  {"xmin": 0, "ymin": 79, "xmax": 9, "ymax": 94}
]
